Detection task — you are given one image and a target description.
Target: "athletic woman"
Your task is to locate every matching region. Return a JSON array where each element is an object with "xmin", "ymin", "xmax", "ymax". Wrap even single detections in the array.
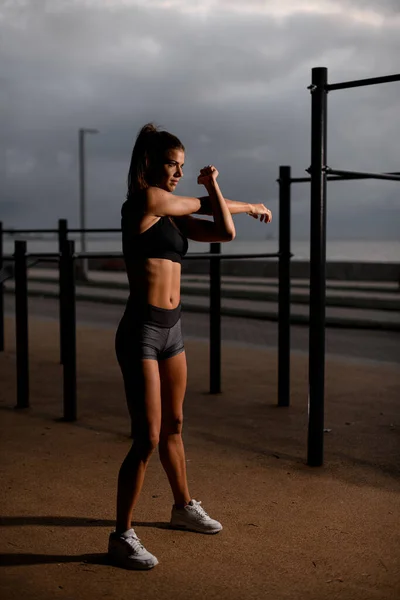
[{"xmin": 108, "ymin": 123, "xmax": 272, "ymax": 570}]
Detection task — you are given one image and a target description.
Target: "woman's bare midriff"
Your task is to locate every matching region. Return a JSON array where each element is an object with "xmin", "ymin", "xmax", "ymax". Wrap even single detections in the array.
[
  {"xmin": 125, "ymin": 214, "xmax": 182, "ymax": 309},
  {"xmin": 126, "ymin": 259, "xmax": 181, "ymax": 310}
]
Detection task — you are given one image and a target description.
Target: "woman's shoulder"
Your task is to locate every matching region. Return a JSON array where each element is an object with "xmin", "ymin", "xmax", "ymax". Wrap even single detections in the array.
[
  {"xmin": 121, "ymin": 193, "xmax": 146, "ymax": 218},
  {"xmin": 122, "ymin": 194, "xmax": 164, "ymax": 236}
]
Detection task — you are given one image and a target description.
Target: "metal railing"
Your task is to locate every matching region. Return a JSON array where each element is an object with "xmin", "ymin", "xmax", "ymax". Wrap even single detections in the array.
[{"xmin": 0, "ymin": 178, "xmax": 292, "ymax": 421}]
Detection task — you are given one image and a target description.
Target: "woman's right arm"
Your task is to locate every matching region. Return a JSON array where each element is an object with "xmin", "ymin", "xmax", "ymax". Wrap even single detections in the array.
[
  {"xmin": 145, "ymin": 187, "xmax": 202, "ymax": 217},
  {"xmin": 145, "ymin": 166, "xmax": 236, "ymax": 241},
  {"xmin": 198, "ymin": 166, "xmax": 235, "ymax": 241}
]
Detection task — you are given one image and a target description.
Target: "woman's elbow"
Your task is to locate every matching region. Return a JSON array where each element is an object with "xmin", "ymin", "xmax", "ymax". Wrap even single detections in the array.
[{"xmin": 221, "ymin": 229, "xmax": 236, "ymax": 242}]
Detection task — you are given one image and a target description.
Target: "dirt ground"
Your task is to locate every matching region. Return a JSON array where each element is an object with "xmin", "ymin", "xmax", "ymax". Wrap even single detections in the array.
[{"xmin": 0, "ymin": 316, "xmax": 399, "ymax": 600}]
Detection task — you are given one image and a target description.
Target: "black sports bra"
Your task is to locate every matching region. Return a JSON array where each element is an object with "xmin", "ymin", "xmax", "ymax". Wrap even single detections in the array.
[{"xmin": 121, "ymin": 201, "xmax": 188, "ymax": 265}]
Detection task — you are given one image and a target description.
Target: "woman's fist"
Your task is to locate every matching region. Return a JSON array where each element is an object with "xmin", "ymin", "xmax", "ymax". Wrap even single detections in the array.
[
  {"xmin": 197, "ymin": 165, "xmax": 219, "ymax": 187},
  {"xmin": 247, "ymin": 203, "xmax": 272, "ymax": 223}
]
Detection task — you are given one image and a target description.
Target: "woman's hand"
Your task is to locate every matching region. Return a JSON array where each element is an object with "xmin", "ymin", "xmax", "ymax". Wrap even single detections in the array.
[
  {"xmin": 197, "ymin": 165, "xmax": 219, "ymax": 188},
  {"xmin": 247, "ymin": 203, "xmax": 272, "ymax": 223}
]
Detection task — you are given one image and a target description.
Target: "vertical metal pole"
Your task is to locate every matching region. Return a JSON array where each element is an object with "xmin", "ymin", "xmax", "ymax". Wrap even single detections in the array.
[
  {"xmin": 78, "ymin": 127, "xmax": 98, "ymax": 280},
  {"xmin": 78, "ymin": 128, "xmax": 88, "ymax": 280},
  {"xmin": 14, "ymin": 240, "xmax": 29, "ymax": 409},
  {"xmin": 209, "ymin": 242, "xmax": 221, "ymax": 394},
  {"xmin": 62, "ymin": 240, "xmax": 77, "ymax": 421},
  {"xmin": 278, "ymin": 166, "xmax": 291, "ymax": 407},
  {"xmin": 58, "ymin": 219, "xmax": 68, "ymax": 364},
  {"xmin": 307, "ymin": 67, "xmax": 328, "ymax": 467},
  {"xmin": 0, "ymin": 221, "xmax": 4, "ymax": 352}
]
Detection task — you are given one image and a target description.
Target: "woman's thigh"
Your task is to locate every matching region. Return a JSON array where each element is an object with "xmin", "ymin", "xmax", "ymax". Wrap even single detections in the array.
[
  {"xmin": 119, "ymin": 355, "xmax": 162, "ymax": 440},
  {"xmin": 158, "ymin": 351, "xmax": 187, "ymax": 432}
]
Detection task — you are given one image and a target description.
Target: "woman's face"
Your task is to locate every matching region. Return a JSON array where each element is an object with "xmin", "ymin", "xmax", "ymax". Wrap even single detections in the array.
[{"xmin": 153, "ymin": 148, "xmax": 185, "ymax": 192}]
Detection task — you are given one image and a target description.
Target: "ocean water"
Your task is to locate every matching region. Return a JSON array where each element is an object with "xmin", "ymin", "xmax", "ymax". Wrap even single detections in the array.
[{"xmin": 2, "ymin": 236, "xmax": 399, "ymax": 263}]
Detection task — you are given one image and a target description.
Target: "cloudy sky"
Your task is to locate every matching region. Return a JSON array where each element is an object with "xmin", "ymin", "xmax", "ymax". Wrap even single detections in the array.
[{"xmin": 1, "ymin": 0, "xmax": 400, "ymax": 240}]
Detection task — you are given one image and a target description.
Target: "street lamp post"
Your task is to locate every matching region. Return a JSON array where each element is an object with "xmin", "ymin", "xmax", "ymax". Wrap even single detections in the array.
[{"xmin": 78, "ymin": 127, "xmax": 98, "ymax": 280}]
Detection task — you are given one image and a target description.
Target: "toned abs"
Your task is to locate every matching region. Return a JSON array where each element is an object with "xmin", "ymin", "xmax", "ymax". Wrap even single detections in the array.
[{"xmin": 125, "ymin": 214, "xmax": 182, "ymax": 310}]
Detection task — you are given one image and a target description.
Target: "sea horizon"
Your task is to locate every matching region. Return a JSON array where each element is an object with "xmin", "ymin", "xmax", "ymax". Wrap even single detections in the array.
[{"xmin": 2, "ymin": 236, "xmax": 399, "ymax": 263}]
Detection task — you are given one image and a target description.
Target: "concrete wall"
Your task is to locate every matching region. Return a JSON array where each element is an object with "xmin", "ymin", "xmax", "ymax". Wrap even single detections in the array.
[
  {"xmin": 89, "ymin": 257, "xmax": 400, "ymax": 283},
  {"xmin": 181, "ymin": 259, "xmax": 400, "ymax": 283}
]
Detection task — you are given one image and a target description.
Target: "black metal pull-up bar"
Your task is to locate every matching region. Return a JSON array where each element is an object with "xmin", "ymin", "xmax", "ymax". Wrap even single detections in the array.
[
  {"xmin": 327, "ymin": 73, "xmax": 400, "ymax": 92},
  {"xmin": 291, "ymin": 171, "xmax": 400, "ymax": 184},
  {"xmin": 323, "ymin": 167, "xmax": 400, "ymax": 182},
  {"xmin": 306, "ymin": 66, "xmax": 399, "ymax": 467}
]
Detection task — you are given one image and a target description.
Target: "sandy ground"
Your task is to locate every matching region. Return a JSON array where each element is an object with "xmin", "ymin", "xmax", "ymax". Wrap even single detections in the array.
[{"xmin": 0, "ymin": 316, "xmax": 399, "ymax": 600}]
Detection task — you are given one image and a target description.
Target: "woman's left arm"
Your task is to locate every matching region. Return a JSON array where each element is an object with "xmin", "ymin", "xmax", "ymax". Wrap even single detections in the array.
[
  {"xmin": 197, "ymin": 196, "xmax": 272, "ymax": 223},
  {"xmin": 197, "ymin": 196, "xmax": 252, "ymax": 215}
]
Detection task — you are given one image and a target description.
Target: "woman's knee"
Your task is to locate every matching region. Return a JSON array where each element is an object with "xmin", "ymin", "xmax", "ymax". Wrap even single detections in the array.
[
  {"xmin": 160, "ymin": 414, "xmax": 183, "ymax": 438},
  {"xmin": 132, "ymin": 429, "xmax": 160, "ymax": 458}
]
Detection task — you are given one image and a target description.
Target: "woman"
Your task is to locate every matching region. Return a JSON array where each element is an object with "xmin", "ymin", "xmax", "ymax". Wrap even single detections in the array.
[{"xmin": 108, "ymin": 123, "xmax": 272, "ymax": 570}]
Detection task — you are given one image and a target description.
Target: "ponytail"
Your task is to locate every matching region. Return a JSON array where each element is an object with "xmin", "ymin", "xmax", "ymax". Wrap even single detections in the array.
[{"xmin": 126, "ymin": 122, "xmax": 184, "ymax": 202}]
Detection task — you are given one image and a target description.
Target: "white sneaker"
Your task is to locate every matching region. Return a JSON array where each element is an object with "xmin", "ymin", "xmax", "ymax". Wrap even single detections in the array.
[
  {"xmin": 170, "ymin": 499, "xmax": 223, "ymax": 534},
  {"xmin": 108, "ymin": 529, "xmax": 159, "ymax": 570}
]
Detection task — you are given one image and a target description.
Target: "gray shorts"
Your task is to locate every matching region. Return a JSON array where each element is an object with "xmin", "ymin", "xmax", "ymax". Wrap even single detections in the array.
[{"xmin": 115, "ymin": 302, "xmax": 185, "ymax": 362}]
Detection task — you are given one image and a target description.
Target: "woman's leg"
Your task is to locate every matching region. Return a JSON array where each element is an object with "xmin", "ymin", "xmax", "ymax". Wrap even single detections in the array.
[
  {"xmin": 158, "ymin": 351, "xmax": 191, "ymax": 506},
  {"xmin": 115, "ymin": 358, "xmax": 161, "ymax": 533},
  {"xmin": 159, "ymin": 350, "xmax": 223, "ymax": 535}
]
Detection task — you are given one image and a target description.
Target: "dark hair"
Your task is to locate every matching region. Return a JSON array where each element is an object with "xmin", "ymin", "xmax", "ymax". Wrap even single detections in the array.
[{"xmin": 126, "ymin": 123, "xmax": 185, "ymax": 201}]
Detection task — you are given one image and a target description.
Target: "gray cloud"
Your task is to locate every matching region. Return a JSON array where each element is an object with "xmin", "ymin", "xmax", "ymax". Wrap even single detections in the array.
[
  {"xmin": 339, "ymin": 0, "xmax": 399, "ymax": 14},
  {"xmin": 1, "ymin": 0, "xmax": 399, "ymax": 242}
]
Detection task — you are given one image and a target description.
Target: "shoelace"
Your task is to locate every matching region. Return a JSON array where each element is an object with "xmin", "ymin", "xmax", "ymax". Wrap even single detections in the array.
[
  {"xmin": 124, "ymin": 533, "xmax": 145, "ymax": 552},
  {"xmin": 191, "ymin": 500, "xmax": 210, "ymax": 519}
]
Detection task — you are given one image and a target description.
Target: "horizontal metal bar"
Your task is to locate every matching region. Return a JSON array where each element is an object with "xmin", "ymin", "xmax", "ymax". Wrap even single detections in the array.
[
  {"xmin": 327, "ymin": 73, "xmax": 400, "ymax": 91},
  {"xmin": 3, "ymin": 229, "xmax": 58, "ymax": 235},
  {"xmin": 284, "ymin": 176, "xmax": 343, "ymax": 184},
  {"xmin": 3, "ymin": 251, "xmax": 284, "ymax": 261},
  {"xmin": 31, "ymin": 257, "xmax": 60, "ymax": 263},
  {"xmin": 2, "ymin": 253, "xmax": 60, "ymax": 261},
  {"xmin": 74, "ymin": 252, "xmax": 122, "ymax": 259},
  {"xmin": 3, "ymin": 229, "xmax": 122, "ymax": 235},
  {"xmin": 68, "ymin": 228, "xmax": 121, "ymax": 233},
  {"xmin": 184, "ymin": 252, "xmax": 282, "ymax": 260},
  {"xmin": 76, "ymin": 251, "xmax": 282, "ymax": 260},
  {"xmin": 324, "ymin": 167, "xmax": 400, "ymax": 182},
  {"xmin": 3, "ymin": 252, "xmax": 121, "ymax": 261},
  {"xmin": 290, "ymin": 170, "xmax": 400, "ymax": 184},
  {"xmin": 27, "ymin": 254, "xmax": 60, "ymax": 259},
  {"xmin": 325, "ymin": 172, "xmax": 400, "ymax": 181}
]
